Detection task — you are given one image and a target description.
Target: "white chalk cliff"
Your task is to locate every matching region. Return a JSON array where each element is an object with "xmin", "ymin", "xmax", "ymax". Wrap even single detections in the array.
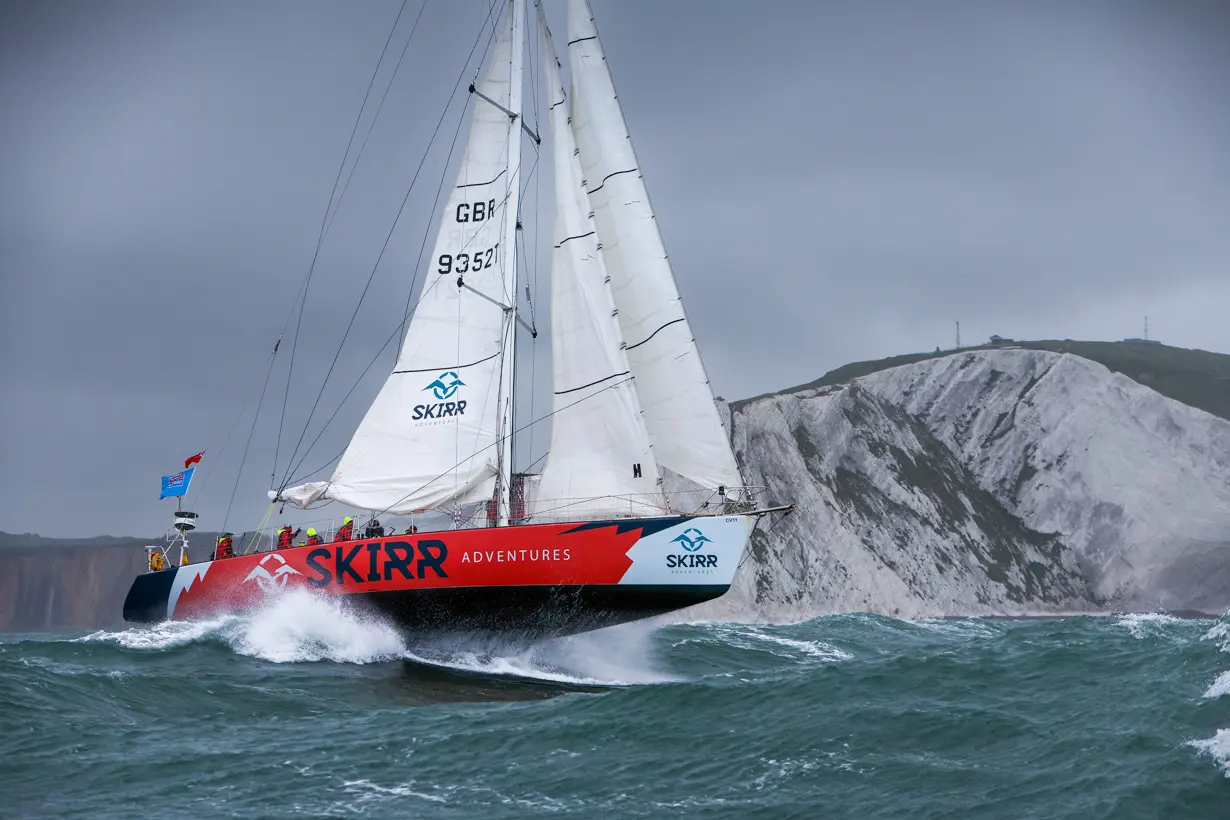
[{"xmin": 692, "ymin": 349, "xmax": 1230, "ymax": 621}]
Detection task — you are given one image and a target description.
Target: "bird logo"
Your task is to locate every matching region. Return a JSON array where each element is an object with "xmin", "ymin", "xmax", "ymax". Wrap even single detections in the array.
[
  {"xmin": 671, "ymin": 528, "xmax": 712, "ymax": 553},
  {"xmin": 425, "ymin": 371, "xmax": 465, "ymax": 401}
]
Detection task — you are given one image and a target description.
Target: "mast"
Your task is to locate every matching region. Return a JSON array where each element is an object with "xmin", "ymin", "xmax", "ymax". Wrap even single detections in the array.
[{"xmin": 495, "ymin": 0, "xmax": 526, "ymax": 526}]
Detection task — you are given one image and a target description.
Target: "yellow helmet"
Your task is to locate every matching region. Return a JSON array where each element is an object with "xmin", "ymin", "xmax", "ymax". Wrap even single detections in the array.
[
  {"xmin": 307, "ymin": 527, "xmax": 317, "ymax": 536},
  {"xmin": 344, "ymin": 517, "xmax": 354, "ymax": 524}
]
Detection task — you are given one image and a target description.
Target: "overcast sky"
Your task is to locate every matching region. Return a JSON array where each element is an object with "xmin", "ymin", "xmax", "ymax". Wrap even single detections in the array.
[{"xmin": 2, "ymin": 0, "xmax": 1228, "ymax": 537}]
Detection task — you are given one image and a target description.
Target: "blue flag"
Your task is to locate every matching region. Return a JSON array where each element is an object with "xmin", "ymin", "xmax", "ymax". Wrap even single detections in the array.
[{"xmin": 160, "ymin": 467, "xmax": 195, "ymax": 499}]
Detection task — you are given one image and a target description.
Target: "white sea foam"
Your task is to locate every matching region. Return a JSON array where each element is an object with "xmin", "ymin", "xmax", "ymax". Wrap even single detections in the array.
[
  {"xmin": 226, "ymin": 590, "xmax": 408, "ymax": 664},
  {"xmin": 342, "ymin": 779, "xmax": 448, "ymax": 804},
  {"xmin": 674, "ymin": 624, "xmax": 852, "ymax": 664},
  {"xmin": 1202, "ymin": 620, "xmax": 1230, "ymax": 650},
  {"xmin": 406, "ymin": 621, "xmax": 676, "ymax": 686},
  {"xmin": 1188, "ymin": 729, "xmax": 1230, "ymax": 778},
  {"xmin": 73, "ymin": 587, "xmax": 682, "ymax": 683},
  {"xmin": 1203, "ymin": 671, "xmax": 1230, "ymax": 700},
  {"xmin": 743, "ymin": 629, "xmax": 853, "ymax": 662},
  {"xmin": 1116, "ymin": 613, "xmax": 1181, "ymax": 639},
  {"xmin": 72, "ymin": 592, "xmax": 405, "ymax": 664},
  {"xmin": 76, "ymin": 616, "xmax": 234, "ymax": 650},
  {"xmin": 911, "ymin": 618, "xmax": 1000, "ymax": 639},
  {"xmin": 1201, "ymin": 615, "xmax": 1230, "ymax": 701}
]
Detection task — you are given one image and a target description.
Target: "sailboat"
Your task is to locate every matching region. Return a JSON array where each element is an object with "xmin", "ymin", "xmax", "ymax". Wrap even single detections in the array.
[{"xmin": 123, "ymin": 0, "xmax": 790, "ymax": 638}]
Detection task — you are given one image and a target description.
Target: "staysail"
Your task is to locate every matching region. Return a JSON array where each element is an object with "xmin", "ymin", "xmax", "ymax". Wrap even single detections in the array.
[
  {"xmin": 566, "ymin": 0, "xmax": 744, "ymax": 493},
  {"xmin": 280, "ymin": 4, "xmax": 523, "ymax": 515},
  {"xmin": 529, "ymin": 5, "xmax": 665, "ymax": 520}
]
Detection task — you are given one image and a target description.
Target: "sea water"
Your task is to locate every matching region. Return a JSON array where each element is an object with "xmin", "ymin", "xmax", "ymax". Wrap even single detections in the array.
[{"xmin": 2, "ymin": 591, "xmax": 1228, "ymax": 818}]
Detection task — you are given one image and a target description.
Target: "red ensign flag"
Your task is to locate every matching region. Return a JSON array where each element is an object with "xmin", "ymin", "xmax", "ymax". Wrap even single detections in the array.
[{"xmin": 184, "ymin": 451, "xmax": 205, "ymax": 468}]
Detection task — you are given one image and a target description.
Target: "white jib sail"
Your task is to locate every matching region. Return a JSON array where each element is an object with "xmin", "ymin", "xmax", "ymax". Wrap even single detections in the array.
[
  {"xmin": 566, "ymin": 0, "xmax": 744, "ymax": 493},
  {"xmin": 281, "ymin": 5, "xmax": 523, "ymax": 515},
  {"xmin": 529, "ymin": 6, "xmax": 665, "ymax": 521}
]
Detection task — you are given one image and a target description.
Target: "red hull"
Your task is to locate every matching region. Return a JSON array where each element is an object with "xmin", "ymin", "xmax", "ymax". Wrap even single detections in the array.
[{"xmin": 123, "ymin": 515, "xmax": 752, "ymax": 637}]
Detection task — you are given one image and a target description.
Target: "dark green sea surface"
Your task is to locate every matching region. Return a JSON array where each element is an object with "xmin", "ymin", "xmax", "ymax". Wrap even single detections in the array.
[{"xmin": 2, "ymin": 593, "xmax": 1228, "ymax": 818}]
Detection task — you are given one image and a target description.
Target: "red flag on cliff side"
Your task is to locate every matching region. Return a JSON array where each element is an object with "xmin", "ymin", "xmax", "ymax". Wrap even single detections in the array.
[{"xmin": 184, "ymin": 451, "xmax": 205, "ymax": 469}]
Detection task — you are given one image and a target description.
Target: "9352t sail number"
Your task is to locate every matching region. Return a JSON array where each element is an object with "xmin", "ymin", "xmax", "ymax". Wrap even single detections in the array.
[{"xmin": 438, "ymin": 243, "xmax": 498, "ymax": 275}]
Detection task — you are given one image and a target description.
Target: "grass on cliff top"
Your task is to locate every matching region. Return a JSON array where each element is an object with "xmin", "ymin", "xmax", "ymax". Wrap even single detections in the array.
[{"xmin": 735, "ymin": 340, "xmax": 1230, "ymax": 422}]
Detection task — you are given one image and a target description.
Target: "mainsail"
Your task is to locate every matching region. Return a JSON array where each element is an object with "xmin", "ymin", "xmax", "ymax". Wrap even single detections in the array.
[
  {"xmin": 279, "ymin": 0, "xmax": 742, "ymax": 521},
  {"xmin": 529, "ymin": 6, "xmax": 665, "ymax": 520},
  {"xmin": 280, "ymin": 4, "xmax": 523, "ymax": 515},
  {"xmin": 566, "ymin": 0, "xmax": 744, "ymax": 493}
]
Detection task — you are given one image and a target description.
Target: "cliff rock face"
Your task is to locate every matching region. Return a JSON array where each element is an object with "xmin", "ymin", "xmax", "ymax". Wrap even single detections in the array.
[
  {"xmin": 5, "ymin": 348, "xmax": 1228, "ymax": 630},
  {"xmin": 0, "ymin": 546, "xmax": 146, "ymax": 631},
  {"xmin": 698, "ymin": 349, "xmax": 1230, "ymax": 621},
  {"xmin": 0, "ymin": 532, "xmax": 264, "ymax": 631}
]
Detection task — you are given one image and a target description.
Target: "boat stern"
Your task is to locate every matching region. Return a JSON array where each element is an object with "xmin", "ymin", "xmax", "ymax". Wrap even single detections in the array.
[{"xmin": 122, "ymin": 568, "xmax": 177, "ymax": 623}]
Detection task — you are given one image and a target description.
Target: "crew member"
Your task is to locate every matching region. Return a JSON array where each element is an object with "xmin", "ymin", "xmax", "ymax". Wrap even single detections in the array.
[
  {"xmin": 215, "ymin": 533, "xmax": 234, "ymax": 560},
  {"xmin": 306, "ymin": 527, "xmax": 323, "ymax": 546},
  {"xmin": 402, "ymin": 525, "xmax": 418, "ymax": 535},
  {"xmin": 364, "ymin": 519, "xmax": 385, "ymax": 539},
  {"xmin": 277, "ymin": 524, "xmax": 300, "ymax": 550},
  {"xmin": 335, "ymin": 517, "xmax": 354, "ymax": 543},
  {"xmin": 149, "ymin": 550, "xmax": 166, "ymax": 572}
]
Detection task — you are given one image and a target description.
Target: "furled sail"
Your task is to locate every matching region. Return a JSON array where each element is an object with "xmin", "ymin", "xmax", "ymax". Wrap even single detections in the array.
[
  {"xmin": 280, "ymin": 4, "xmax": 522, "ymax": 515},
  {"xmin": 566, "ymin": 0, "xmax": 744, "ymax": 493},
  {"xmin": 528, "ymin": 6, "xmax": 665, "ymax": 521}
]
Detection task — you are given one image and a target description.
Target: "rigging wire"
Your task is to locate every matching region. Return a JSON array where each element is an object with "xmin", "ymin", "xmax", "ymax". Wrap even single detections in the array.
[
  {"xmin": 281, "ymin": 261, "xmax": 457, "ymax": 485},
  {"xmin": 322, "ymin": 0, "xmax": 430, "ymax": 240},
  {"xmin": 222, "ymin": 344, "xmax": 281, "ymax": 531},
  {"xmin": 273, "ymin": 0, "xmax": 412, "ymax": 490},
  {"xmin": 189, "ymin": 336, "xmax": 284, "ymax": 509},
  {"xmin": 524, "ymin": 448, "xmax": 548, "ymax": 474},
  {"xmin": 399, "ymin": 69, "xmax": 473, "ymax": 326},
  {"xmin": 281, "ymin": 23, "xmax": 477, "ymax": 486},
  {"xmin": 185, "ymin": 378, "xmax": 251, "ymax": 509},
  {"xmin": 283, "ymin": 308, "xmax": 411, "ymax": 483},
  {"xmin": 278, "ymin": 1, "xmax": 506, "ymax": 492}
]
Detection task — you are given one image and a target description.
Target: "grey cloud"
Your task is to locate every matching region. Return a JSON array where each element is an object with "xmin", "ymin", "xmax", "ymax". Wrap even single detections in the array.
[{"xmin": 2, "ymin": 0, "xmax": 1227, "ymax": 536}]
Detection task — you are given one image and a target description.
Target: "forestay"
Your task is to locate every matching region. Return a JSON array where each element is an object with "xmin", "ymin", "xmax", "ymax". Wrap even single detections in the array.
[
  {"xmin": 280, "ymin": 5, "xmax": 522, "ymax": 515},
  {"xmin": 528, "ymin": 6, "xmax": 665, "ymax": 521},
  {"xmin": 566, "ymin": 0, "xmax": 743, "ymax": 493}
]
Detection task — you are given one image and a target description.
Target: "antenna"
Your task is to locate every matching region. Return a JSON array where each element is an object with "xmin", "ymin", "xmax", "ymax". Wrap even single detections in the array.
[
  {"xmin": 1144, "ymin": 316, "xmax": 1149, "ymax": 342},
  {"xmin": 955, "ymin": 321, "xmax": 961, "ymax": 350}
]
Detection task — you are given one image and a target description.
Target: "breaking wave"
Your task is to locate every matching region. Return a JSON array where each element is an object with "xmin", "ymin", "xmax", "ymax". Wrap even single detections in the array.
[
  {"xmin": 1188, "ymin": 729, "xmax": 1230, "ymax": 779},
  {"xmin": 403, "ymin": 622, "xmax": 678, "ymax": 686},
  {"xmin": 1116, "ymin": 612, "xmax": 1183, "ymax": 639},
  {"xmin": 1185, "ymin": 611, "xmax": 1230, "ymax": 780},
  {"xmin": 76, "ymin": 591, "xmax": 405, "ymax": 664},
  {"xmin": 76, "ymin": 616, "xmax": 231, "ymax": 651},
  {"xmin": 229, "ymin": 591, "xmax": 407, "ymax": 664},
  {"xmin": 70, "ymin": 589, "xmax": 672, "ymax": 685}
]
